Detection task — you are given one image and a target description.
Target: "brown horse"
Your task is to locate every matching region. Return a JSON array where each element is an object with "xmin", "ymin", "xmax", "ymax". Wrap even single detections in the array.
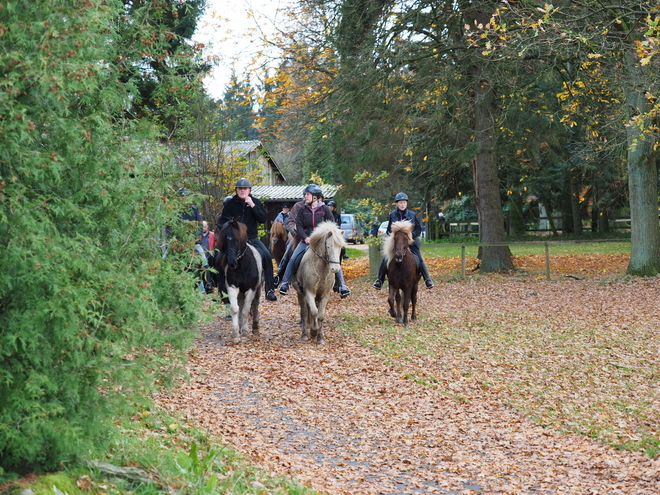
[
  {"xmin": 269, "ymin": 221, "xmax": 287, "ymax": 267},
  {"xmin": 382, "ymin": 220, "xmax": 420, "ymax": 325},
  {"xmin": 292, "ymin": 221, "xmax": 346, "ymax": 343}
]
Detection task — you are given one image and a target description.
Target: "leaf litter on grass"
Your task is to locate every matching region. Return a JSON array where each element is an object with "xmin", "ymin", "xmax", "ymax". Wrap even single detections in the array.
[{"xmin": 157, "ymin": 253, "xmax": 660, "ymax": 494}]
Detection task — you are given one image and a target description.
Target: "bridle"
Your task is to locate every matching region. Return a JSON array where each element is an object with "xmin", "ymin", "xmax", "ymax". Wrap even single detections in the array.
[
  {"xmin": 224, "ymin": 232, "xmax": 248, "ymax": 261},
  {"xmin": 311, "ymin": 237, "xmax": 342, "ymax": 267},
  {"xmin": 393, "ymin": 231, "xmax": 409, "ymax": 261}
]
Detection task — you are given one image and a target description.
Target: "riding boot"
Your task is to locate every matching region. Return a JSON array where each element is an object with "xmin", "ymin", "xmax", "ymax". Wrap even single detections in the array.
[
  {"xmin": 373, "ymin": 258, "xmax": 388, "ymax": 289},
  {"xmin": 419, "ymin": 258, "xmax": 434, "ymax": 289},
  {"xmin": 277, "ymin": 258, "xmax": 288, "ymax": 281},
  {"xmin": 334, "ymin": 269, "xmax": 350, "ymax": 298}
]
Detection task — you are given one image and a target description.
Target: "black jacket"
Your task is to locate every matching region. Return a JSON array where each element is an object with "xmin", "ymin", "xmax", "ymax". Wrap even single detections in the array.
[
  {"xmin": 295, "ymin": 203, "xmax": 334, "ymax": 240},
  {"xmin": 386, "ymin": 208, "xmax": 422, "ymax": 239},
  {"xmin": 216, "ymin": 194, "xmax": 267, "ymax": 240}
]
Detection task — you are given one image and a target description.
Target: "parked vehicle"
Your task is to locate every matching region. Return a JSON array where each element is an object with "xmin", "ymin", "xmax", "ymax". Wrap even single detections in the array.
[
  {"xmin": 377, "ymin": 221, "xmax": 389, "ymax": 236},
  {"xmin": 340, "ymin": 214, "xmax": 365, "ymax": 244}
]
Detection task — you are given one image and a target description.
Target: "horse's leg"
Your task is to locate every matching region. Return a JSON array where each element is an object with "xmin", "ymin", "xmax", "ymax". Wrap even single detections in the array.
[
  {"xmin": 395, "ymin": 290, "xmax": 403, "ymax": 324},
  {"xmin": 315, "ymin": 294, "xmax": 330, "ymax": 344},
  {"xmin": 297, "ymin": 290, "xmax": 310, "ymax": 341},
  {"xmin": 227, "ymin": 286, "xmax": 242, "ymax": 343},
  {"xmin": 410, "ymin": 283, "xmax": 418, "ymax": 322},
  {"xmin": 304, "ymin": 291, "xmax": 319, "ymax": 341},
  {"xmin": 251, "ymin": 287, "xmax": 261, "ymax": 336},
  {"xmin": 401, "ymin": 286, "xmax": 412, "ymax": 326},
  {"xmin": 237, "ymin": 292, "xmax": 254, "ymax": 342},
  {"xmin": 387, "ymin": 285, "xmax": 398, "ymax": 319}
]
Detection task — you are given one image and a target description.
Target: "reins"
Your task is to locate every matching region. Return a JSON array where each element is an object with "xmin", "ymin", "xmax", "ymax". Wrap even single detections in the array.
[
  {"xmin": 226, "ymin": 243, "xmax": 248, "ymax": 261},
  {"xmin": 311, "ymin": 239, "xmax": 341, "ymax": 266}
]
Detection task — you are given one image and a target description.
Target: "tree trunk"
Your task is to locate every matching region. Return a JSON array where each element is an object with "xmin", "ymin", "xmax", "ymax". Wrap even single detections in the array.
[
  {"xmin": 570, "ymin": 175, "xmax": 583, "ymax": 234},
  {"xmin": 471, "ymin": 67, "xmax": 514, "ymax": 272},
  {"xmin": 624, "ymin": 48, "xmax": 660, "ymax": 275}
]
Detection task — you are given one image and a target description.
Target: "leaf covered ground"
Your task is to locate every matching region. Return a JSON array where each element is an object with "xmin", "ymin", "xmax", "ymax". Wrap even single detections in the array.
[{"xmin": 158, "ymin": 254, "xmax": 660, "ymax": 494}]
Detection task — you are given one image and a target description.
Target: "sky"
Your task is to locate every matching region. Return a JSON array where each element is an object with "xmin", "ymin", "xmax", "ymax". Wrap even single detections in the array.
[{"xmin": 194, "ymin": 0, "xmax": 291, "ymax": 100}]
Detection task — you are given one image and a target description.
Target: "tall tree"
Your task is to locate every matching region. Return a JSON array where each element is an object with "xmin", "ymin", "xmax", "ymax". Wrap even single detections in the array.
[
  {"xmin": 490, "ymin": 0, "xmax": 659, "ymax": 273},
  {"xmin": 0, "ymin": 0, "xmax": 199, "ymax": 475},
  {"xmin": 118, "ymin": 0, "xmax": 208, "ymax": 137}
]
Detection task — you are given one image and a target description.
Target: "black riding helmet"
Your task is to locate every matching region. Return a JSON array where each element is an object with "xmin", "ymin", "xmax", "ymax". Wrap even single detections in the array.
[
  {"xmin": 326, "ymin": 200, "xmax": 337, "ymax": 207},
  {"xmin": 303, "ymin": 183, "xmax": 323, "ymax": 198},
  {"xmin": 395, "ymin": 192, "xmax": 409, "ymax": 202},
  {"xmin": 235, "ymin": 178, "xmax": 252, "ymax": 188}
]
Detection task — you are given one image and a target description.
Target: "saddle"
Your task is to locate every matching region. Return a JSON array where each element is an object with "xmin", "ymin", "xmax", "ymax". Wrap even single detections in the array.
[{"xmin": 292, "ymin": 245, "xmax": 309, "ymax": 275}]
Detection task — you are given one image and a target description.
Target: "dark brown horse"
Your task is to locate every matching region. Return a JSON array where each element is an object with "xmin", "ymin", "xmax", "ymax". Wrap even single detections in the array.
[
  {"xmin": 382, "ymin": 220, "xmax": 420, "ymax": 325},
  {"xmin": 269, "ymin": 221, "xmax": 287, "ymax": 267}
]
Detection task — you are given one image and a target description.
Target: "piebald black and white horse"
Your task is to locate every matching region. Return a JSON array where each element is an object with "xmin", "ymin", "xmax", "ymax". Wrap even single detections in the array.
[{"xmin": 215, "ymin": 219, "xmax": 264, "ymax": 343}]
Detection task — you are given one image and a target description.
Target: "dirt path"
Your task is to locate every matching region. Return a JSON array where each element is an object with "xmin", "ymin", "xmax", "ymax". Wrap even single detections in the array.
[{"xmin": 159, "ymin": 259, "xmax": 659, "ymax": 494}]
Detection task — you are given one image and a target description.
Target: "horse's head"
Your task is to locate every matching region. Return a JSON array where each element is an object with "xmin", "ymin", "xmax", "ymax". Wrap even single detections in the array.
[
  {"xmin": 384, "ymin": 221, "xmax": 414, "ymax": 263},
  {"xmin": 219, "ymin": 219, "xmax": 248, "ymax": 269},
  {"xmin": 309, "ymin": 221, "xmax": 346, "ymax": 274},
  {"xmin": 270, "ymin": 222, "xmax": 286, "ymax": 244}
]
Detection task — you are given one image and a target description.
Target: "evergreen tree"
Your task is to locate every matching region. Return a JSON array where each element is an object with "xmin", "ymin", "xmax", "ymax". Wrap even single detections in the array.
[{"xmin": 0, "ymin": 0, "xmax": 199, "ymax": 476}]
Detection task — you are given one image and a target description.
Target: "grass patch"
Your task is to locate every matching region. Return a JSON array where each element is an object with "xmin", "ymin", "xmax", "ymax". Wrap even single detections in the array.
[
  {"xmin": 1, "ymin": 397, "xmax": 319, "ymax": 495},
  {"xmin": 337, "ymin": 306, "xmax": 659, "ymax": 458},
  {"xmin": 344, "ymin": 246, "xmax": 367, "ymax": 259},
  {"xmin": 423, "ymin": 240, "xmax": 630, "ymax": 258}
]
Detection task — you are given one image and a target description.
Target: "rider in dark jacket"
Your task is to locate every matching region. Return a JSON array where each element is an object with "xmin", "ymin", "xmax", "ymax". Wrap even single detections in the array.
[
  {"xmin": 216, "ymin": 178, "xmax": 278, "ymax": 301},
  {"xmin": 373, "ymin": 192, "xmax": 434, "ymax": 290}
]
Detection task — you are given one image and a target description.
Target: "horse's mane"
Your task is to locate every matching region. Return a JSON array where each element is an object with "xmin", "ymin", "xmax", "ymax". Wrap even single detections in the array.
[
  {"xmin": 309, "ymin": 221, "xmax": 346, "ymax": 250},
  {"xmin": 382, "ymin": 220, "xmax": 414, "ymax": 261},
  {"xmin": 218, "ymin": 219, "xmax": 248, "ymax": 250},
  {"xmin": 270, "ymin": 221, "xmax": 287, "ymax": 237}
]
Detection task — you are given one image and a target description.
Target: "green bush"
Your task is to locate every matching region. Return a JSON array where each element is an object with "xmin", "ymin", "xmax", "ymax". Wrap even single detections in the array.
[{"xmin": 0, "ymin": 0, "xmax": 200, "ymax": 477}]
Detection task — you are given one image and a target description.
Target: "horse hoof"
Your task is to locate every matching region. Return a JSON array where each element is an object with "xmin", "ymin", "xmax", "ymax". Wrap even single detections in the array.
[
  {"xmin": 231, "ymin": 337, "xmax": 241, "ymax": 344},
  {"xmin": 316, "ymin": 338, "xmax": 326, "ymax": 345}
]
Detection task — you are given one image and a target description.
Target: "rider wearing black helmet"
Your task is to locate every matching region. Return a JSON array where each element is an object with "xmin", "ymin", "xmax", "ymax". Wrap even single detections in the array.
[
  {"xmin": 326, "ymin": 199, "xmax": 341, "ymax": 227},
  {"xmin": 216, "ymin": 178, "xmax": 278, "ymax": 301},
  {"xmin": 277, "ymin": 183, "xmax": 324, "ymax": 281},
  {"xmin": 278, "ymin": 185, "xmax": 351, "ymax": 298},
  {"xmin": 373, "ymin": 192, "xmax": 434, "ymax": 290}
]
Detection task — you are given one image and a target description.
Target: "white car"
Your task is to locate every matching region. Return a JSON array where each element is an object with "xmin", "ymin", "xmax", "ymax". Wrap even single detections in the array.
[{"xmin": 377, "ymin": 221, "xmax": 389, "ymax": 236}]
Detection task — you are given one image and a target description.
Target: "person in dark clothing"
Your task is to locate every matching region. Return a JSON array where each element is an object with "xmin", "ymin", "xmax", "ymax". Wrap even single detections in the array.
[
  {"xmin": 198, "ymin": 220, "xmax": 216, "ymax": 294},
  {"xmin": 327, "ymin": 200, "xmax": 341, "ymax": 226},
  {"xmin": 215, "ymin": 178, "xmax": 277, "ymax": 302},
  {"xmin": 372, "ymin": 192, "xmax": 434, "ymax": 290},
  {"xmin": 279, "ymin": 185, "xmax": 350, "ymax": 298},
  {"xmin": 178, "ymin": 187, "xmax": 203, "ymax": 222},
  {"xmin": 370, "ymin": 219, "xmax": 380, "ymax": 237}
]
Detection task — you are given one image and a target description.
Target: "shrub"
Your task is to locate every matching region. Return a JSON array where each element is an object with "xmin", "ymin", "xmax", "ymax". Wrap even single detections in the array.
[{"xmin": 0, "ymin": 0, "xmax": 200, "ymax": 477}]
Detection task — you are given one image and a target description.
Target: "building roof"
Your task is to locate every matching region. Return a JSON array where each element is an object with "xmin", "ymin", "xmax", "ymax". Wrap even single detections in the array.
[
  {"xmin": 251, "ymin": 184, "xmax": 339, "ymax": 201},
  {"xmin": 222, "ymin": 140, "xmax": 285, "ymax": 183}
]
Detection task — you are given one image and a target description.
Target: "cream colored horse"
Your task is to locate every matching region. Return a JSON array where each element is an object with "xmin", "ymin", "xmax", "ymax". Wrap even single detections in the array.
[{"xmin": 292, "ymin": 221, "xmax": 346, "ymax": 343}]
